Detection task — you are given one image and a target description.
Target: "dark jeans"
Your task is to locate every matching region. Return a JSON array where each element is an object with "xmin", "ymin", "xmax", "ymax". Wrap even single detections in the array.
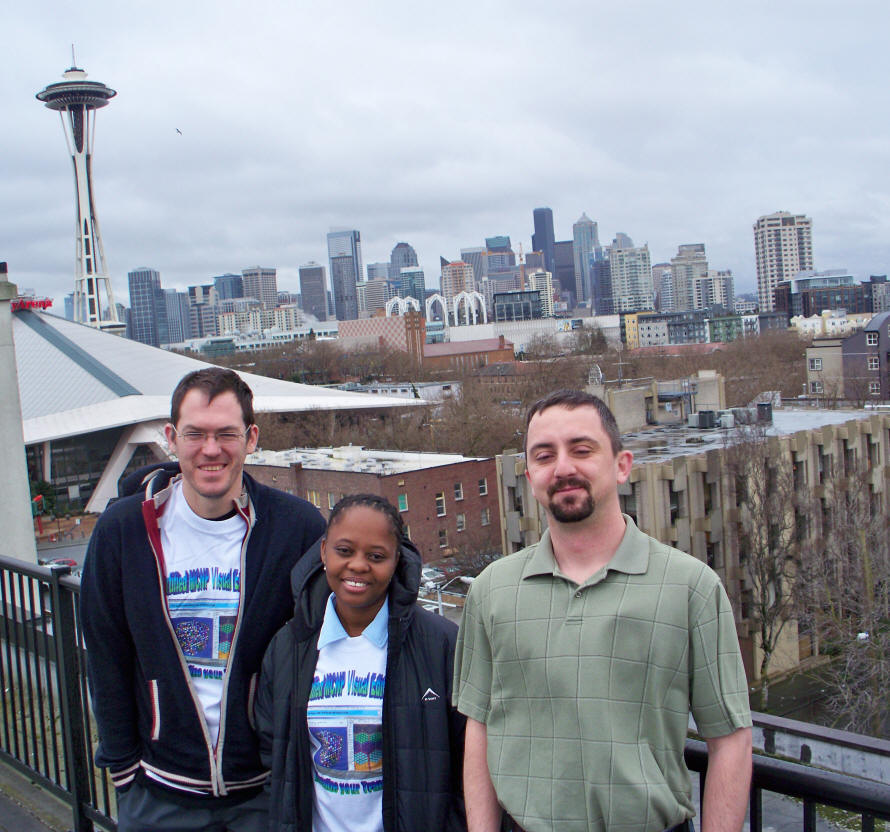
[{"xmin": 116, "ymin": 781, "xmax": 269, "ymax": 832}]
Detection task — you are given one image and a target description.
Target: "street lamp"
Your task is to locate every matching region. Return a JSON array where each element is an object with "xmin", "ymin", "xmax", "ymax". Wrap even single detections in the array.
[{"xmin": 424, "ymin": 575, "xmax": 475, "ymax": 616}]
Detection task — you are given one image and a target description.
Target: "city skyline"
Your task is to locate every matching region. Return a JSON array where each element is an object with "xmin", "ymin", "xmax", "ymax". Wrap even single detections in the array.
[{"xmin": 4, "ymin": 1, "xmax": 888, "ymax": 308}]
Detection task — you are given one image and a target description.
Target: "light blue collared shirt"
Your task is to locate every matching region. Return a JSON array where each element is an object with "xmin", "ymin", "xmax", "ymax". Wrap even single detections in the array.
[{"xmin": 317, "ymin": 594, "xmax": 389, "ymax": 650}]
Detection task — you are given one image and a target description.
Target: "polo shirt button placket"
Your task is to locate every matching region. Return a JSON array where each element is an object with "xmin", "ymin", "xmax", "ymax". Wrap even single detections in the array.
[{"xmin": 575, "ymin": 590, "xmax": 583, "ymax": 599}]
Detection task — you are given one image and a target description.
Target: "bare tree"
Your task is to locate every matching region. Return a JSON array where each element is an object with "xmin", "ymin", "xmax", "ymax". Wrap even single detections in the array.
[
  {"xmin": 725, "ymin": 424, "xmax": 806, "ymax": 709},
  {"xmin": 797, "ymin": 457, "xmax": 890, "ymax": 737}
]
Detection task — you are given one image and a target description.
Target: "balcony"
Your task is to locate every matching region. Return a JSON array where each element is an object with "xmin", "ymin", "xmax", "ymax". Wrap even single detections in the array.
[{"xmin": 2, "ymin": 553, "xmax": 889, "ymax": 831}]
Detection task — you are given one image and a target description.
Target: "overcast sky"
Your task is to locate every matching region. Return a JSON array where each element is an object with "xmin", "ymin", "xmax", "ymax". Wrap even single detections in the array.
[{"xmin": 3, "ymin": 0, "xmax": 889, "ymax": 309}]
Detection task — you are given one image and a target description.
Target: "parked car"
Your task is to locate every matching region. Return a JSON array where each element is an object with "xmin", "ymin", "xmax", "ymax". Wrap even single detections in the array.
[{"xmin": 420, "ymin": 566, "xmax": 446, "ymax": 586}]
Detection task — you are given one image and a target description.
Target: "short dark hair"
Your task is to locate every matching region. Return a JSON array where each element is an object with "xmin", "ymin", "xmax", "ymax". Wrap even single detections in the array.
[
  {"xmin": 326, "ymin": 494, "xmax": 406, "ymax": 549},
  {"xmin": 525, "ymin": 389, "xmax": 623, "ymax": 455},
  {"xmin": 170, "ymin": 368, "xmax": 255, "ymax": 427}
]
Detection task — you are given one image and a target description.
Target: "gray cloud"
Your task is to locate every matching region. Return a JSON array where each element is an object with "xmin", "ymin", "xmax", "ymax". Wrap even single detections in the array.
[{"xmin": 2, "ymin": 0, "xmax": 888, "ymax": 307}]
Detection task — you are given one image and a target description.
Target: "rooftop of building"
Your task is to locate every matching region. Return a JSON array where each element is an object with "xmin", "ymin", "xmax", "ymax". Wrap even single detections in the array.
[
  {"xmin": 246, "ymin": 445, "xmax": 489, "ymax": 474},
  {"xmin": 623, "ymin": 407, "xmax": 872, "ymax": 465}
]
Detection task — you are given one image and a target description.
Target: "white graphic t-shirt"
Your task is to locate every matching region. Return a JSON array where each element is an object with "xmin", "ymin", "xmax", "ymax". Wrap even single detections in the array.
[
  {"xmin": 307, "ymin": 596, "xmax": 388, "ymax": 832},
  {"xmin": 159, "ymin": 481, "xmax": 245, "ymax": 746}
]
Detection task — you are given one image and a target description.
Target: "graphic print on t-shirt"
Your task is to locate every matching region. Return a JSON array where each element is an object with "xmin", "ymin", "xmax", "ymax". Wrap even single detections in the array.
[{"xmin": 308, "ymin": 670, "xmax": 385, "ymax": 782}]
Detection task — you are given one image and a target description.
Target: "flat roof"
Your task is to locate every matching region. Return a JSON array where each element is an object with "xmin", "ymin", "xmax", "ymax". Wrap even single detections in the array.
[{"xmin": 247, "ymin": 445, "xmax": 489, "ymax": 474}]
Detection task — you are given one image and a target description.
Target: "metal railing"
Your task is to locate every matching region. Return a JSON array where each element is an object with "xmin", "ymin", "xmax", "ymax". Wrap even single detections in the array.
[
  {"xmin": 0, "ymin": 555, "xmax": 114, "ymax": 831},
  {"xmin": 2, "ymin": 553, "xmax": 890, "ymax": 832}
]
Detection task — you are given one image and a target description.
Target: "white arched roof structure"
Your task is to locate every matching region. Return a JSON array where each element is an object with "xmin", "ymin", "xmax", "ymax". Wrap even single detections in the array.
[
  {"xmin": 453, "ymin": 291, "xmax": 487, "ymax": 326},
  {"xmin": 385, "ymin": 296, "xmax": 421, "ymax": 316},
  {"xmin": 425, "ymin": 294, "xmax": 448, "ymax": 325}
]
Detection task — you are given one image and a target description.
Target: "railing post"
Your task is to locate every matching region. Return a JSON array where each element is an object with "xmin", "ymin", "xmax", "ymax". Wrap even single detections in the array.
[
  {"xmin": 803, "ymin": 799, "xmax": 817, "ymax": 832},
  {"xmin": 48, "ymin": 566, "xmax": 94, "ymax": 832},
  {"xmin": 862, "ymin": 814, "xmax": 875, "ymax": 832},
  {"xmin": 749, "ymin": 786, "xmax": 762, "ymax": 832}
]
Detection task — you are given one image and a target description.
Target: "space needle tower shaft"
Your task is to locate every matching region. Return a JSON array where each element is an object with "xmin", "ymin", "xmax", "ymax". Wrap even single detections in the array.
[{"xmin": 36, "ymin": 61, "xmax": 124, "ymax": 332}]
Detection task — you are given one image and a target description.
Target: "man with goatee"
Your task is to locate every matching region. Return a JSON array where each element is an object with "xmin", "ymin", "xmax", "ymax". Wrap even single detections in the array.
[{"xmin": 455, "ymin": 390, "xmax": 751, "ymax": 832}]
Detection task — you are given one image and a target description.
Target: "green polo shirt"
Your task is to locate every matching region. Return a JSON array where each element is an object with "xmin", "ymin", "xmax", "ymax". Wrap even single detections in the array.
[{"xmin": 454, "ymin": 516, "xmax": 751, "ymax": 832}]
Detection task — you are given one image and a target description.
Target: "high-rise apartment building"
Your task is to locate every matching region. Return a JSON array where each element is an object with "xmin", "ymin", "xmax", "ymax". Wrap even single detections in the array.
[
  {"xmin": 694, "ymin": 270, "xmax": 734, "ymax": 312},
  {"xmin": 589, "ymin": 247, "xmax": 612, "ymax": 315},
  {"xmin": 484, "ymin": 236, "xmax": 516, "ymax": 274},
  {"xmin": 608, "ymin": 238, "xmax": 653, "ymax": 313},
  {"xmin": 389, "ymin": 242, "xmax": 418, "ymax": 280},
  {"xmin": 670, "ymin": 244, "xmax": 708, "ymax": 312},
  {"xmin": 127, "ymin": 268, "xmax": 167, "ymax": 347},
  {"xmin": 527, "ymin": 270, "xmax": 555, "ymax": 317},
  {"xmin": 327, "ymin": 229, "xmax": 363, "ymax": 321},
  {"xmin": 572, "ymin": 213, "xmax": 599, "ymax": 303},
  {"xmin": 754, "ymin": 211, "xmax": 814, "ymax": 311},
  {"xmin": 357, "ymin": 279, "xmax": 392, "ymax": 314},
  {"xmin": 188, "ymin": 284, "xmax": 218, "ymax": 338},
  {"xmin": 299, "ymin": 262, "xmax": 328, "ymax": 321},
  {"xmin": 441, "ymin": 261, "xmax": 475, "ymax": 302},
  {"xmin": 532, "ymin": 207, "xmax": 556, "ymax": 275},
  {"xmin": 241, "ymin": 267, "xmax": 278, "ymax": 309}
]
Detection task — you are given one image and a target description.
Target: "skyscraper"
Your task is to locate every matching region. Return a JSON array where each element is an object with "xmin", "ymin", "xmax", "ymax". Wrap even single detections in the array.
[
  {"xmin": 37, "ymin": 63, "xmax": 124, "ymax": 333},
  {"xmin": 241, "ymin": 267, "xmax": 278, "ymax": 309},
  {"xmin": 572, "ymin": 214, "xmax": 599, "ymax": 303},
  {"xmin": 127, "ymin": 268, "xmax": 167, "ymax": 347},
  {"xmin": 399, "ymin": 266, "xmax": 426, "ymax": 303},
  {"xmin": 164, "ymin": 289, "xmax": 192, "ymax": 343},
  {"xmin": 608, "ymin": 238, "xmax": 653, "ymax": 313},
  {"xmin": 214, "ymin": 273, "xmax": 244, "ymax": 301},
  {"xmin": 389, "ymin": 242, "xmax": 419, "ymax": 280},
  {"xmin": 532, "ymin": 207, "xmax": 556, "ymax": 275},
  {"xmin": 754, "ymin": 211, "xmax": 814, "ymax": 311},
  {"xmin": 670, "ymin": 244, "xmax": 708, "ymax": 312},
  {"xmin": 299, "ymin": 262, "xmax": 328, "ymax": 321},
  {"xmin": 327, "ymin": 229, "xmax": 362, "ymax": 321},
  {"xmin": 552, "ymin": 240, "xmax": 577, "ymax": 299},
  {"xmin": 367, "ymin": 262, "xmax": 391, "ymax": 282}
]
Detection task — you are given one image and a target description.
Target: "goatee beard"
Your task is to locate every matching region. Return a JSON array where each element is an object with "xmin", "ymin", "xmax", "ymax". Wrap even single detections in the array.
[{"xmin": 547, "ymin": 479, "xmax": 595, "ymax": 523}]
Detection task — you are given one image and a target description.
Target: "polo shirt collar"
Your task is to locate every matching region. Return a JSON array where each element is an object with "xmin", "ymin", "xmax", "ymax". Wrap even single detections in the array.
[
  {"xmin": 521, "ymin": 514, "xmax": 649, "ymax": 580},
  {"xmin": 317, "ymin": 594, "xmax": 389, "ymax": 649}
]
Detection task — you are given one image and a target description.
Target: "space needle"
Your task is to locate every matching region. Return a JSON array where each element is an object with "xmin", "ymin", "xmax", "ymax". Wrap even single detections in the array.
[{"xmin": 36, "ymin": 59, "xmax": 125, "ymax": 333}]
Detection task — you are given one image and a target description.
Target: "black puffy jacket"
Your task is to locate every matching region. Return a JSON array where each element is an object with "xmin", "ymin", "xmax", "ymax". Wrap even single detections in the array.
[{"xmin": 255, "ymin": 538, "xmax": 467, "ymax": 832}]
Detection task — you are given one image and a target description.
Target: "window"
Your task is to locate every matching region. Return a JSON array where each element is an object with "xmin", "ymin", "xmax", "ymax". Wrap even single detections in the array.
[
  {"xmin": 403, "ymin": 523, "xmax": 411, "ymax": 540},
  {"xmin": 397, "ymin": 493, "xmax": 408, "ymax": 512},
  {"xmin": 438, "ymin": 528, "xmax": 448, "ymax": 548},
  {"xmin": 454, "ymin": 482, "xmax": 464, "ymax": 501},
  {"xmin": 810, "ymin": 381, "xmax": 823, "ymax": 394},
  {"xmin": 328, "ymin": 492, "xmax": 337, "ymax": 510},
  {"xmin": 868, "ymin": 356, "xmax": 880, "ymax": 371},
  {"xmin": 870, "ymin": 381, "xmax": 881, "ymax": 395},
  {"xmin": 867, "ymin": 332, "xmax": 879, "ymax": 346},
  {"xmin": 435, "ymin": 492, "xmax": 446, "ymax": 517},
  {"xmin": 456, "ymin": 513, "xmax": 466, "ymax": 532},
  {"xmin": 478, "ymin": 478, "xmax": 488, "ymax": 496},
  {"xmin": 808, "ymin": 358, "xmax": 822, "ymax": 371},
  {"xmin": 480, "ymin": 507, "xmax": 491, "ymax": 526},
  {"xmin": 307, "ymin": 489, "xmax": 321, "ymax": 508}
]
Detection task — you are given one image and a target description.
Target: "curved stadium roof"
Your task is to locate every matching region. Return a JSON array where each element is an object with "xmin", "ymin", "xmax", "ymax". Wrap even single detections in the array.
[{"xmin": 14, "ymin": 310, "xmax": 420, "ymax": 445}]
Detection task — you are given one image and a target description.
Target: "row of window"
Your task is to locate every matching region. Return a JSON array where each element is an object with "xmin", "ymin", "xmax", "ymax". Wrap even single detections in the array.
[
  {"xmin": 810, "ymin": 380, "xmax": 882, "ymax": 395},
  {"xmin": 303, "ymin": 486, "xmax": 492, "ymax": 529},
  {"xmin": 810, "ymin": 356, "xmax": 882, "ymax": 372},
  {"xmin": 434, "ymin": 479, "xmax": 488, "ymax": 516},
  {"xmin": 306, "ymin": 477, "xmax": 488, "ymax": 526}
]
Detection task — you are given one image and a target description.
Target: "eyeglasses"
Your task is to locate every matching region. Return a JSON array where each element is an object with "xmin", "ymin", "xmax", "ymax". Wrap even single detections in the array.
[{"xmin": 171, "ymin": 428, "xmax": 251, "ymax": 447}]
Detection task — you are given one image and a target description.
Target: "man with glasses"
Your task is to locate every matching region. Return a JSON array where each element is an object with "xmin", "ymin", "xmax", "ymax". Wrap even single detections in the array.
[{"xmin": 81, "ymin": 368, "xmax": 325, "ymax": 831}]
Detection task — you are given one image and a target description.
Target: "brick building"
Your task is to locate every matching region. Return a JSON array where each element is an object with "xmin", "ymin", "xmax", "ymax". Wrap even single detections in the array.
[
  {"xmin": 337, "ymin": 308, "xmax": 425, "ymax": 364},
  {"xmin": 246, "ymin": 446, "xmax": 499, "ymax": 564},
  {"xmin": 423, "ymin": 335, "xmax": 514, "ymax": 372}
]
